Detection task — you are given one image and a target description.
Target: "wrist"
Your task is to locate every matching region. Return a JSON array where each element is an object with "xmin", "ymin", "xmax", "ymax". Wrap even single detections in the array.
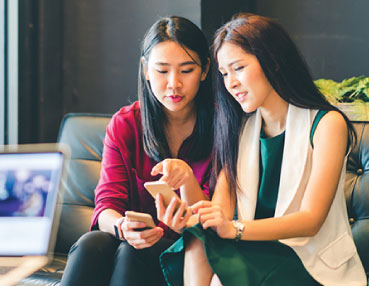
[
  {"xmin": 223, "ymin": 221, "xmax": 236, "ymax": 239},
  {"xmin": 114, "ymin": 217, "xmax": 125, "ymax": 240},
  {"xmin": 231, "ymin": 220, "xmax": 245, "ymax": 242}
]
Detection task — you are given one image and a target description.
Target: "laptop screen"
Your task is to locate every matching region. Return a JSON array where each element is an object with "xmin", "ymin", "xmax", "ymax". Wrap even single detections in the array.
[{"xmin": 0, "ymin": 152, "xmax": 64, "ymax": 256}]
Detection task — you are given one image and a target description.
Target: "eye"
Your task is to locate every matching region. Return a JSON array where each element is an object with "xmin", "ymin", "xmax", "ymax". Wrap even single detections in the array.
[
  {"xmin": 220, "ymin": 72, "xmax": 228, "ymax": 77},
  {"xmin": 235, "ymin": 66, "xmax": 244, "ymax": 72},
  {"xmin": 182, "ymin": 68, "xmax": 194, "ymax": 74},
  {"xmin": 155, "ymin": 70, "xmax": 168, "ymax": 74}
]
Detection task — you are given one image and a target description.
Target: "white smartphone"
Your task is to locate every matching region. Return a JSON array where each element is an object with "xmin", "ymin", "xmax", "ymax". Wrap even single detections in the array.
[
  {"xmin": 144, "ymin": 181, "xmax": 182, "ymax": 211},
  {"xmin": 125, "ymin": 210, "xmax": 156, "ymax": 229}
]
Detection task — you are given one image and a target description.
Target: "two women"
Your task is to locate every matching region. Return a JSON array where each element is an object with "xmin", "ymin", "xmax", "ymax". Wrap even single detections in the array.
[
  {"xmin": 160, "ymin": 13, "xmax": 366, "ymax": 286},
  {"xmin": 61, "ymin": 16, "xmax": 213, "ymax": 286}
]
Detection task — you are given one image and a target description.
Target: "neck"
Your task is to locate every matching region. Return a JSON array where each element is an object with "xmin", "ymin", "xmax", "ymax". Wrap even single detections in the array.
[
  {"xmin": 165, "ymin": 102, "xmax": 197, "ymax": 127},
  {"xmin": 164, "ymin": 103, "xmax": 197, "ymax": 157},
  {"xmin": 259, "ymin": 92, "xmax": 288, "ymax": 137}
]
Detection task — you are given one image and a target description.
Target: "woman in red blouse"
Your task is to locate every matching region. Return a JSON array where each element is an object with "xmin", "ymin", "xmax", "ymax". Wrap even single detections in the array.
[{"xmin": 61, "ymin": 16, "xmax": 214, "ymax": 286}]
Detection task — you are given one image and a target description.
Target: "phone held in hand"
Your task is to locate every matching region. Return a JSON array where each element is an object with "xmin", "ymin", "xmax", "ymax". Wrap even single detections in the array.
[
  {"xmin": 125, "ymin": 211, "xmax": 155, "ymax": 231},
  {"xmin": 144, "ymin": 181, "xmax": 183, "ymax": 210}
]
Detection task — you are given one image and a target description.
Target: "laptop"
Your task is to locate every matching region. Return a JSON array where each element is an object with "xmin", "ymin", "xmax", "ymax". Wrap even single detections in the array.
[{"xmin": 0, "ymin": 144, "xmax": 69, "ymax": 286}]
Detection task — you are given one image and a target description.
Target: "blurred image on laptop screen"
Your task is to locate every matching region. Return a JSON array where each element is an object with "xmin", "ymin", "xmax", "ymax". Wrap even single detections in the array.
[{"xmin": 0, "ymin": 146, "xmax": 68, "ymax": 286}]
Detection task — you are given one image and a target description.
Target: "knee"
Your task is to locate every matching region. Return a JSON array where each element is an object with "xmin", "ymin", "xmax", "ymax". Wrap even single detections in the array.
[
  {"xmin": 69, "ymin": 230, "xmax": 116, "ymax": 257},
  {"xmin": 186, "ymin": 237, "xmax": 204, "ymax": 254},
  {"xmin": 115, "ymin": 241, "xmax": 140, "ymax": 261},
  {"xmin": 185, "ymin": 237, "xmax": 208, "ymax": 263}
]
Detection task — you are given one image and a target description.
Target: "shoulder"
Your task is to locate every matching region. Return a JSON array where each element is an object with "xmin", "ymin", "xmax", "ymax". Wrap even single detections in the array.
[
  {"xmin": 313, "ymin": 110, "xmax": 348, "ymax": 151},
  {"xmin": 112, "ymin": 101, "xmax": 141, "ymax": 123},
  {"xmin": 109, "ymin": 101, "xmax": 141, "ymax": 129},
  {"xmin": 316, "ymin": 110, "xmax": 347, "ymax": 134},
  {"xmin": 106, "ymin": 101, "xmax": 142, "ymax": 143}
]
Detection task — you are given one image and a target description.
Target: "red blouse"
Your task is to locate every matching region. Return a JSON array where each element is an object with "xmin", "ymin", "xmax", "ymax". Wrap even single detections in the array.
[{"xmin": 91, "ymin": 101, "xmax": 212, "ymax": 239}]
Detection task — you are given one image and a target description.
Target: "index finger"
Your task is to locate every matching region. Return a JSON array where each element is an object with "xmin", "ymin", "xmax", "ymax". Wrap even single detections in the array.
[
  {"xmin": 135, "ymin": 227, "xmax": 163, "ymax": 239},
  {"xmin": 166, "ymin": 196, "xmax": 180, "ymax": 217},
  {"xmin": 190, "ymin": 200, "xmax": 213, "ymax": 213},
  {"xmin": 151, "ymin": 161, "xmax": 163, "ymax": 176},
  {"xmin": 155, "ymin": 193, "xmax": 166, "ymax": 220},
  {"xmin": 124, "ymin": 220, "xmax": 146, "ymax": 231}
]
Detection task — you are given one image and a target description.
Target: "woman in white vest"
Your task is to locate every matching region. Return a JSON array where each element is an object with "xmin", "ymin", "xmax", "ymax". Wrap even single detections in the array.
[{"xmin": 157, "ymin": 13, "xmax": 367, "ymax": 286}]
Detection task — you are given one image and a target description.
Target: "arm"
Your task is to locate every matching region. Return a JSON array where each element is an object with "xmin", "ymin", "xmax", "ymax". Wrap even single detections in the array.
[
  {"xmin": 182, "ymin": 170, "xmax": 236, "ymax": 233},
  {"xmin": 151, "ymin": 159, "xmax": 209, "ymax": 204},
  {"xmin": 95, "ymin": 114, "xmax": 164, "ymax": 248},
  {"xmin": 98, "ymin": 208, "xmax": 123, "ymax": 236},
  {"xmin": 154, "ymin": 160, "xmax": 213, "ymax": 231},
  {"xmin": 196, "ymin": 111, "xmax": 348, "ymax": 241},
  {"xmin": 93, "ymin": 117, "xmax": 130, "ymax": 230},
  {"xmin": 210, "ymin": 169, "xmax": 236, "ymax": 220}
]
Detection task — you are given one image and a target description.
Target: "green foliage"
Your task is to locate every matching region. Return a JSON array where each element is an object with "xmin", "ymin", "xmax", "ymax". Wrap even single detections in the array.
[{"xmin": 315, "ymin": 76, "xmax": 369, "ymax": 103}]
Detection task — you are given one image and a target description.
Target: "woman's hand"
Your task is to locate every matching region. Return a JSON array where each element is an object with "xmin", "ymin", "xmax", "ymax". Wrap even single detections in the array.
[
  {"xmin": 151, "ymin": 159, "xmax": 194, "ymax": 190},
  {"xmin": 191, "ymin": 200, "xmax": 236, "ymax": 239},
  {"xmin": 156, "ymin": 193, "xmax": 192, "ymax": 233},
  {"xmin": 121, "ymin": 218, "xmax": 164, "ymax": 249}
]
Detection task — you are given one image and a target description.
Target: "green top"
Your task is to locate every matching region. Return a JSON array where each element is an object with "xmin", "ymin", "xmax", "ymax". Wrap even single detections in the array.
[{"xmin": 254, "ymin": 110, "xmax": 328, "ymax": 219}]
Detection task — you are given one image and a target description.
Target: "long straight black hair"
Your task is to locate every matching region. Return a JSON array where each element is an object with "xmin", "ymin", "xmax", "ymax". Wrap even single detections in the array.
[
  {"xmin": 212, "ymin": 13, "xmax": 356, "ymax": 192},
  {"xmin": 138, "ymin": 16, "xmax": 214, "ymax": 162}
]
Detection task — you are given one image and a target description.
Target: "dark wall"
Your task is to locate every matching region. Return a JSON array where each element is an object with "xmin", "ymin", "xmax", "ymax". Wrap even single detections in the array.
[
  {"xmin": 62, "ymin": 0, "xmax": 201, "ymax": 115},
  {"xmin": 19, "ymin": 0, "xmax": 63, "ymax": 143},
  {"xmin": 254, "ymin": 0, "xmax": 369, "ymax": 81},
  {"xmin": 201, "ymin": 0, "xmax": 255, "ymax": 46},
  {"xmin": 18, "ymin": 0, "xmax": 369, "ymax": 143},
  {"xmin": 19, "ymin": 0, "xmax": 201, "ymax": 143}
]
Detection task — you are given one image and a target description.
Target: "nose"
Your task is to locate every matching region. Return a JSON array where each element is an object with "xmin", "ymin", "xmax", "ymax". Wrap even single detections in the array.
[
  {"xmin": 226, "ymin": 73, "xmax": 239, "ymax": 90},
  {"xmin": 167, "ymin": 71, "xmax": 182, "ymax": 90}
]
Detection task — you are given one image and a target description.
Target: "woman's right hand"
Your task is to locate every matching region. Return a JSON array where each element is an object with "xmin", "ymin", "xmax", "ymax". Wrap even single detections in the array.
[
  {"xmin": 121, "ymin": 219, "xmax": 164, "ymax": 249},
  {"xmin": 156, "ymin": 193, "xmax": 192, "ymax": 233},
  {"xmin": 191, "ymin": 200, "xmax": 236, "ymax": 239},
  {"xmin": 151, "ymin": 159, "xmax": 195, "ymax": 190}
]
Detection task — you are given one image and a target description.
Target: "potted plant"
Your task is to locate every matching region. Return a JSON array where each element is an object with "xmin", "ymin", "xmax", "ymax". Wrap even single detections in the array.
[{"xmin": 315, "ymin": 76, "xmax": 369, "ymax": 121}]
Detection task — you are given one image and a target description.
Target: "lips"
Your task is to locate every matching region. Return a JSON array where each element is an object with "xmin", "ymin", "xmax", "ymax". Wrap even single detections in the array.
[
  {"xmin": 168, "ymin": 95, "xmax": 183, "ymax": 103},
  {"xmin": 235, "ymin": 92, "xmax": 248, "ymax": 102}
]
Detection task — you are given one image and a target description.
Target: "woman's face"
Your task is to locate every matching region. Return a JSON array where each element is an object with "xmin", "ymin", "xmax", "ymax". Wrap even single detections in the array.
[
  {"xmin": 144, "ymin": 40, "xmax": 208, "ymax": 114},
  {"xmin": 217, "ymin": 42, "xmax": 276, "ymax": 113}
]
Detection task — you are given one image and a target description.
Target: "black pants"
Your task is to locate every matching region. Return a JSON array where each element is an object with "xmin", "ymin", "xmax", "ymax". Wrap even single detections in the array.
[{"xmin": 61, "ymin": 230, "xmax": 173, "ymax": 286}]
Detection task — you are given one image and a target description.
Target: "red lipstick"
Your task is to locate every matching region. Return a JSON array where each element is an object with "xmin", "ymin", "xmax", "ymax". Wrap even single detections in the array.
[{"xmin": 168, "ymin": 95, "xmax": 183, "ymax": 103}]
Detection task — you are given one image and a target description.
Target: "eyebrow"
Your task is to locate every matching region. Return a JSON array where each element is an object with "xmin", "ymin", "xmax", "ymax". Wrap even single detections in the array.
[
  {"xmin": 153, "ymin": 61, "xmax": 197, "ymax": 67},
  {"xmin": 228, "ymin": 59, "xmax": 244, "ymax": 66},
  {"xmin": 218, "ymin": 59, "xmax": 244, "ymax": 69}
]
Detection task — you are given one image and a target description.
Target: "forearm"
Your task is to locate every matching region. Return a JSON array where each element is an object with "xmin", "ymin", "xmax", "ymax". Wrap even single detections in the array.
[
  {"xmin": 180, "ymin": 174, "xmax": 209, "ymax": 205},
  {"xmin": 239, "ymin": 211, "xmax": 320, "ymax": 241},
  {"xmin": 98, "ymin": 208, "xmax": 124, "ymax": 235}
]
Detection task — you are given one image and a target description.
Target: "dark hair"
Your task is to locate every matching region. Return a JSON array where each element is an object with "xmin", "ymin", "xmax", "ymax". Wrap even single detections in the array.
[
  {"xmin": 138, "ymin": 16, "xmax": 214, "ymax": 162},
  {"xmin": 212, "ymin": 13, "xmax": 356, "ymax": 192}
]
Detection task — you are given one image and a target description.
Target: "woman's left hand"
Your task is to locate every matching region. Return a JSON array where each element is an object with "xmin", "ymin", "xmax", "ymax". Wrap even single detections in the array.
[
  {"xmin": 151, "ymin": 159, "xmax": 194, "ymax": 190},
  {"xmin": 156, "ymin": 193, "xmax": 192, "ymax": 233},
  {"xmin": 191, "ymin": 200, "xmax": 236, "ymax": 239}
]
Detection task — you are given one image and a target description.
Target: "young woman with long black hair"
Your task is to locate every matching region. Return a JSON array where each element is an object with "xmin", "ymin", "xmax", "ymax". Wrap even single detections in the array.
[
  {"xmin": 61, "ymin": 16, "xmax": 213, "ymax": 286},
  {"xmin": 158, "ymin": 13, "xmax": 366, "ymax": 286}
]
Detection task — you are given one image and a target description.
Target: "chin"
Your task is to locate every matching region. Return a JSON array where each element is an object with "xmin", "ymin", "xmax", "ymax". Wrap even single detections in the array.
[
  {"xmin": 241, "ymin": 104, "xmax": 256, "ymax": 114},
  {"xmin": 163, "ymin": 103, "xmax": 184, "ymax": 113}
]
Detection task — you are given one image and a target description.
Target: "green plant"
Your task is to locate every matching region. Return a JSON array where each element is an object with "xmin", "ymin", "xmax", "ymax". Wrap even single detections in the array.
[{"xmin": 315, "ymin": 76, "xmax": 369, "ymax": 103}]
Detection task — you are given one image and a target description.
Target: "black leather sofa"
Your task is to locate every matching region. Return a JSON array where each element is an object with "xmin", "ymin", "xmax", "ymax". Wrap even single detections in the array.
[
  {"xmin": 18, "ymin": 114, "xmax": 369, "ymax": 285},
  {"xmin": 18, "ymin": 113, "xmax": 111, "ymax": 286}
]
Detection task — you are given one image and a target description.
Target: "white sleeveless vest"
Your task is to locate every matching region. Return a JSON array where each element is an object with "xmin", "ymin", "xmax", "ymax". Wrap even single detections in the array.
[{"xmin": 236, "ymin": 104, "xmax": 366, "ymax": 286}]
